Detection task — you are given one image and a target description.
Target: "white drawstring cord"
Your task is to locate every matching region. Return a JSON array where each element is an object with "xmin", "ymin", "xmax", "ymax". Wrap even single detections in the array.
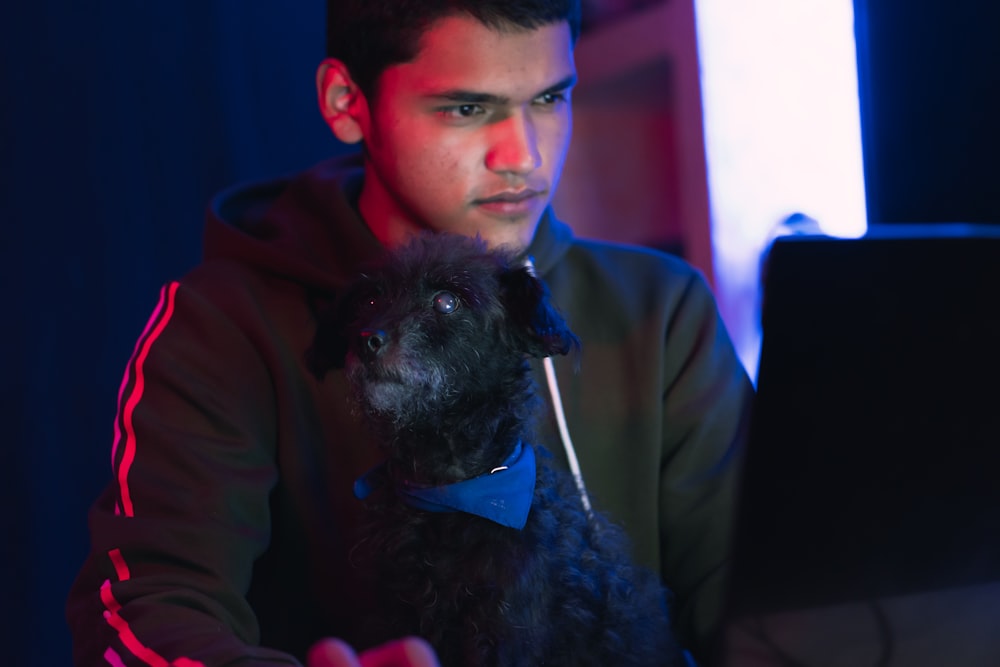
[
  {"xmin": 542, "ymin": 355, "xmax": 593, "ymax": 515},
  {"xmin": 523, "ymin": 256, "xmax": 593, "ymax": 516}
]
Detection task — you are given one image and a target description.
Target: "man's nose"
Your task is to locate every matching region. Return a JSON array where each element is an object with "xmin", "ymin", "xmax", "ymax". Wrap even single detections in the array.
[{"xmin": 485, "ymin": 111, "xmax": 541, "ymax": 175}]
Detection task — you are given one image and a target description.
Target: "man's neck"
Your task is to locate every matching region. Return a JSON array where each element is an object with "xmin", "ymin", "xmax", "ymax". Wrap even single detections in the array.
[{"xmin": 357, "ymin": 180, "xmax": 420, "ymax": 249}]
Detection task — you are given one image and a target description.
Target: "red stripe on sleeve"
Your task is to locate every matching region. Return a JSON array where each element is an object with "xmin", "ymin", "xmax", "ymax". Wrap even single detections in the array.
[
  {"xmin": 108, "ymin": 547, "xmax": 131, "ymax": 582},
  {"xmin": 104, "ymin": 646, "xmax": 128, "ymax": 667},
  {"xmin": 100, "ymin": 554, "xmax": 207, "ymax": 667},
  {"xmin": 100, "ymin": 581, "xmax": 171, "ymax": 667},
  {"xmin": 101, "ymin": 283, "xmax": 209, "ymax": 666},
  {"xmin": 111, "ymin": 288, "xmax": 170, "ymax": 472},
  {"xmin": 115, "ymin": 282, "xmax": 180, "ymax": 517}
]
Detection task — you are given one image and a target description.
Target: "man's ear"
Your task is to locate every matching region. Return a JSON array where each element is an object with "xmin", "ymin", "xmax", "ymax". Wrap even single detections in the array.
[{"xmin": 316, "ymin": 58, "xmax": 369, "ymax": 145}]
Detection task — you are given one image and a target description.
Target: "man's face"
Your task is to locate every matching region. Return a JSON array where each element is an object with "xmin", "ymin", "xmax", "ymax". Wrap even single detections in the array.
[{"xmin": 356, "ymin": 15, "xmax": 576, "ymax": 251}]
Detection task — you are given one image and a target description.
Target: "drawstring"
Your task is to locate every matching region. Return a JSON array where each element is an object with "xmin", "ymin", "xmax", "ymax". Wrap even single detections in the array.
[
  {"xmin": 523, "ymin": 256, "xmax": 594, "ymax": 517},
  {"xmin": 542, "ymin": 355, "xmax": 593, "ymax": 516}
]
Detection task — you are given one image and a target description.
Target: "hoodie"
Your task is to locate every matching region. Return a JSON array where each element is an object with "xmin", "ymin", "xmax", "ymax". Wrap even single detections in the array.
[{"xmin": 67, "ymin": 154, "xmax": 753, "ymax": 666}]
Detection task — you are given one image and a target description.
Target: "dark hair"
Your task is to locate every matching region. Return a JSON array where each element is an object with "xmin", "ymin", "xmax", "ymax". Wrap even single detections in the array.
[{"xmin": 325, "ymin": 0, "xmax": 582, "ymax": 98}]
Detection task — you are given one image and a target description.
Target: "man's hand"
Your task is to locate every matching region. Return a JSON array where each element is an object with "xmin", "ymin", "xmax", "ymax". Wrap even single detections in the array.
[{"xmin": 307, "ymin": 637, "xmax": 441, "ymax": 667}]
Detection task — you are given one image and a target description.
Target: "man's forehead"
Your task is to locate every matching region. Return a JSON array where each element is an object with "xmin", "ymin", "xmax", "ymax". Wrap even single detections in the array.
[{"xmin": 387, "ymin": 15, "xmax": 576, "ymax": 100}]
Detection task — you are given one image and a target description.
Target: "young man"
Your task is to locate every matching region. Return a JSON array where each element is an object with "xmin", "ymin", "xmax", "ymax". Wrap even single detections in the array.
[{"xmin": 67, "ymin": 1, "xmax": 752, "ymax": 666}]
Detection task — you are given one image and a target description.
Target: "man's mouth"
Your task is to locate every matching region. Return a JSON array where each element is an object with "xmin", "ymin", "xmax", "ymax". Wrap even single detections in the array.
[
  {"xmin": 476, "ymin": 189, "xmax": 543, "ymax": 204},
  {"xmin": 474, "ymin": 189, "xmax": 545, "ymax": 216}
]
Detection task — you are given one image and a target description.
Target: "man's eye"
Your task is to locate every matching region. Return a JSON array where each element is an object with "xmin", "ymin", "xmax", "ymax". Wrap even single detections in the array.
[
  {"xmin": 432, "ymin": 291, "xmax": 459, "ymax": 314},
  {"xmin": 535, "ymin": 92, "xmax": 568, "ymax": 106},
  {"xmin": 441, "ymin": 104, "xmax": 484, "ymax": 119}
]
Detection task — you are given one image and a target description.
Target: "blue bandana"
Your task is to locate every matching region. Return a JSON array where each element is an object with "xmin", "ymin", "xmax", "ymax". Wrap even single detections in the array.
[{"xmin": 353, "ymin": 442, "xmax": 537, "ymax": 530}]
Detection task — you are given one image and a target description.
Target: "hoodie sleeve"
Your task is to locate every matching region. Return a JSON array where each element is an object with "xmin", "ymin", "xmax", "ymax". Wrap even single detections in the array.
[
  {"xmin": 66, "ymin": 281, "xmax": 302, "ymax": 667},
  {"xmin": 659, "ymin": 271, "xmax": 753, "ymax": 661}
]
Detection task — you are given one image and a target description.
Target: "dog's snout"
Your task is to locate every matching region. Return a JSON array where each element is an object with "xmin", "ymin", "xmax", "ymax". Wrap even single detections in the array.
[{"xmin": 359, "ymin": 328, "xmax": 386, "ymax": 357}]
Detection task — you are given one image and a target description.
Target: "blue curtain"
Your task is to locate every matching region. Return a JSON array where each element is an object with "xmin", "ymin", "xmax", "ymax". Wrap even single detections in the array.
[{"xmin": 2, "ymin": 3, "xmax": 350, "ymax": 664}]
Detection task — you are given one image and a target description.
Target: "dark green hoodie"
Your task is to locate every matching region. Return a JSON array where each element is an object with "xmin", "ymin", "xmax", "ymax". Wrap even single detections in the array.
[{"xmin": 67, "ymin": 154, "xmax": 752, "ymax": 666}]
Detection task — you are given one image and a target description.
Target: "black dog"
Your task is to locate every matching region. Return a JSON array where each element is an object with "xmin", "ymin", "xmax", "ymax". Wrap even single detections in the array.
[{"xmin": 310, "ymin": 233, "xmax": 684, "ymax": 667}]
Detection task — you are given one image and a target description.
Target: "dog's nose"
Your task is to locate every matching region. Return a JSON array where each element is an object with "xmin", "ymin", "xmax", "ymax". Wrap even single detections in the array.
[{"xmin": 359, "ymin": 329, "xmax": 386, "ymax": 357}]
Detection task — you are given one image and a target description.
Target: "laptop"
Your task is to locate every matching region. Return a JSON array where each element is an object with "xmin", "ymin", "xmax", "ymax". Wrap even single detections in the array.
[{"xmin": 718, "ymin": 225, "xmax": 1000, "ymax": 666}]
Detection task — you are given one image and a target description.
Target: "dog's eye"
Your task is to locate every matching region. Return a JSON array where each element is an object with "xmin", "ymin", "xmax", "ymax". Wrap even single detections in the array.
[{"xmin": 432, "ymin": 291, "xmax": 459, "ymax": 314}]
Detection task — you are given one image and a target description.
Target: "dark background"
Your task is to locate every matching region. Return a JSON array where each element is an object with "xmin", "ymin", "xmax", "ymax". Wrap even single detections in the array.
[
  {"xmin": 3, "ymin": 1, "xmax": 998, "ymax": 664},
  {"xmin": 853, "ymin": 1, "xmax": 1000, "ymax": 224},
  {"xmin": 2, "ymin": 3, "xmax": 341, "ymax": 662}
]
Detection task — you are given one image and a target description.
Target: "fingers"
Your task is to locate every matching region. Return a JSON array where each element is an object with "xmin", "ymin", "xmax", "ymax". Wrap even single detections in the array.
[
  {"xmin": 360, "ymin": 637, "xmax": 441, "ymax": 667},
  {"xmin": 307, "ymin": 638, "xmax": 363, "ymax": 667},
  {"xmin": 307, "ymin": 637, "xmax": 441, "ymax": 667}
]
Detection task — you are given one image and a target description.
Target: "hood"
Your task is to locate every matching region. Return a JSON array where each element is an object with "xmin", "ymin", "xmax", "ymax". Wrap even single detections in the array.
[{"xmin": 202, "ymin": 153, "xmax": 576, "ymax": 292}]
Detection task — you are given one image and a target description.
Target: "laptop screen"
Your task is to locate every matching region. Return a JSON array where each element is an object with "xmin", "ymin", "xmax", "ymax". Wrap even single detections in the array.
[{"xmin": 725, "ymin": 226, "xmax": 1000, "ymax": 619}]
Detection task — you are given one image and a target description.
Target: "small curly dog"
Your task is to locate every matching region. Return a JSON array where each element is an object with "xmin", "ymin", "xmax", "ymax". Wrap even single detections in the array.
[{"xmin": 309, "ymin": 233, "xmax": 684, "ymax": 667}]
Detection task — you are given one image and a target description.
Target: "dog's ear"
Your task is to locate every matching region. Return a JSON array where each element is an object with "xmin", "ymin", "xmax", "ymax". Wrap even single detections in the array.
[{"xmin": 499, "ymin": 265, "xmax": 580, "ymax": 358}]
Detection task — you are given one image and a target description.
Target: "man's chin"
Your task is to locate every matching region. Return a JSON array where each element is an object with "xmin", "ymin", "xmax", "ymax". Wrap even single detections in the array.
[{"xmin": 461, "ymin": 211, "xmax": 542, "ymax": 251}]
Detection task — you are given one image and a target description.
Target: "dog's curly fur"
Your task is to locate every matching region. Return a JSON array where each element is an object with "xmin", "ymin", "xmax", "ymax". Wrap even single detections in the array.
[{"xmin": 309, "ymin": 233, "xmax": 685, "ymax": 667}]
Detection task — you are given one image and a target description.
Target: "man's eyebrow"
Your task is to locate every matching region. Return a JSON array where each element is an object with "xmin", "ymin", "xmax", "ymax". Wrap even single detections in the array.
[
  {"xmin": 430, "ymin": 90, "xmax": 509, "ymax": 105},
  {"xmin": 427, "ymin": 74, "xmax": 578, "ymax": 105},
  {"xmin": 539, "ymin": 74, "xmax": 578, "ymax": 96}
]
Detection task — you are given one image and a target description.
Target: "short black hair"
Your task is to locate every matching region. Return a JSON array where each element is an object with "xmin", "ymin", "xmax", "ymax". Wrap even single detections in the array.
[{"xmin": 326, "ymin": 0, "xmax": 582, "ymax": 98}]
